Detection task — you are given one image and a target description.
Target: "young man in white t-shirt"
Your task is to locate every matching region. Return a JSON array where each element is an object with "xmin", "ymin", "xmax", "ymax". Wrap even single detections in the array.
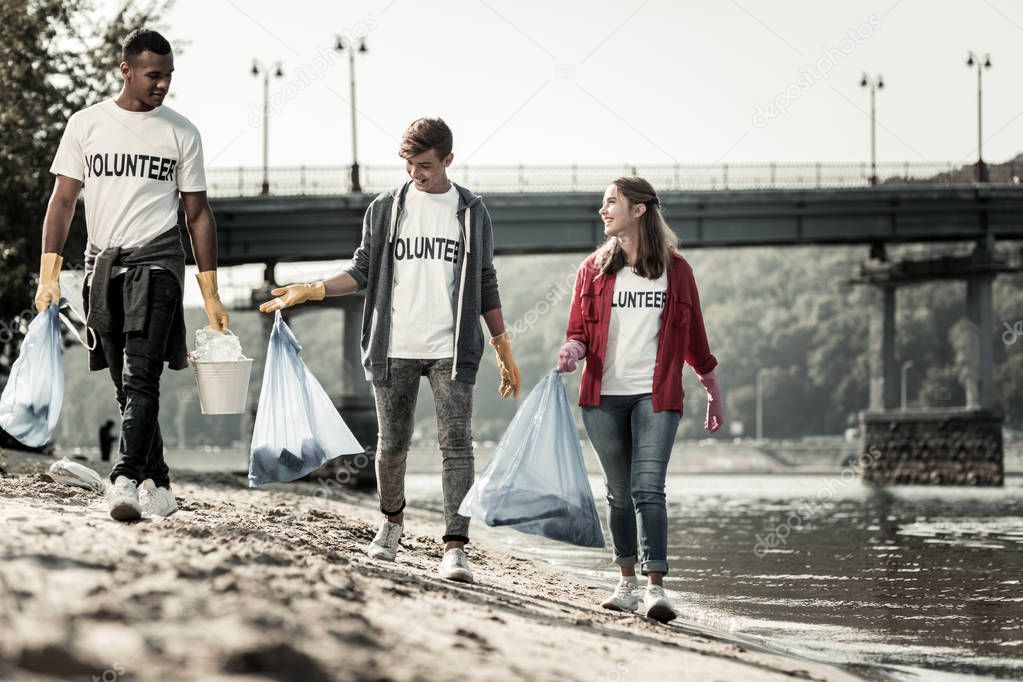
[
  {"xmin": 260, "ymin": 118, "xmax": 520, "ymax": 583},
  {"xmin": 35, "ymin": 29, "xmax": 229, "ymax": 522}
]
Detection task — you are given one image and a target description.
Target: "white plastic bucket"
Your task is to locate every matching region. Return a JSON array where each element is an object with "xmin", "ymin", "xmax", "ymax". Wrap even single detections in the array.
[{"xmin": 191, "ymin": 359, "xmax": 253, "ymax": 415}]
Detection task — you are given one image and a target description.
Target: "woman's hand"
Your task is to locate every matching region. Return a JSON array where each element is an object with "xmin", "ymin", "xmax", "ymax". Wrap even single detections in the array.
[
  {"xmin": 556, "ymin": 340, "xmax": 586, "ymax": 373},
  {"xmin": 698, "ymin": 369, "xmax": 723, "ymax": 433}
]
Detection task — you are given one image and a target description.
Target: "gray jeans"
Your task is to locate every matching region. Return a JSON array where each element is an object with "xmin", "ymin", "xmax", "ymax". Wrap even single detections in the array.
[{"xmin": 372, "ymin": 357, "xmax": 475, "ymax": 543}]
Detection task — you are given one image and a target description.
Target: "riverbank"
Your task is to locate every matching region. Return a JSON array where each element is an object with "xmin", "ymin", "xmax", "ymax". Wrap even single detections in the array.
[
  {"xmin": 41, "ymin": 439, "xmax": 1023, "ymax": 478},
  {"xmin": 0, "ymin": 451, "xmax": 865, "ymax": 682}
]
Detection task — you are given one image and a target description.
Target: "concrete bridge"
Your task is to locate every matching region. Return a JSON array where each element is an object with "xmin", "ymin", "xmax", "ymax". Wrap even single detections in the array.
[{"xmin": 199, "ymin": 184, "xmax": 1023, "ymax": 264}]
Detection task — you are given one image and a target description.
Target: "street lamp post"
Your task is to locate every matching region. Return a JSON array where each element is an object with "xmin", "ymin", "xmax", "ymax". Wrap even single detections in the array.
[
  {"xmin": 860, "ymin": 73, "xmax": 884, "ymax": 186},
  {"xmin": 755, "ymin": 368, "xmax": 768, "ymax": 440},
  {"xmin": 966, "ymin": 51, "xmax": 992, "ymax": 183},
  {"xmin": 901, "ymin": 360, "xmax": 913, "ymax": 410},
  {"xmin": 335, "ymin": 36, "xmax": 368, "ymax": 193},
  {"xmin": 252, "ymin": 59, "xmax": 284, "ymax": 196}
]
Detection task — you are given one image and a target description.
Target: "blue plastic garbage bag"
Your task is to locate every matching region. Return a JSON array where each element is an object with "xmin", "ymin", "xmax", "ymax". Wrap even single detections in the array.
[
  {"xmin": 249, "ymin": 311, "xmax": 364, "ymax": 486},
  {"xmin": 0, "ymin": 302, "xmax": 64, "ymax": 447},
  {"xmin": 459, "ymin": 370, "xmax": 604, "ymax": 548}
]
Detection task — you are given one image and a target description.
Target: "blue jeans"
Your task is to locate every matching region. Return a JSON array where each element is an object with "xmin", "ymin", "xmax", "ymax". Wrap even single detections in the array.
[
  {"xmin": 101, "ymin": 270, "xmax": 180, "ymax": 488},
  {"xmin": 582, "ymin": 394, "xmax": 680, "ymax": 575}
]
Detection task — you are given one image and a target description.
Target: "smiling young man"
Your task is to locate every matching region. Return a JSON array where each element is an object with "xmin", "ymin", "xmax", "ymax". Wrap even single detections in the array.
[
  {"xmin": 36, "ymin": 29, "xmax": 228, "ymax": 521},
  {"xmin": 260, "ymin": 117, "xmax": 520, "ymax": 583}
]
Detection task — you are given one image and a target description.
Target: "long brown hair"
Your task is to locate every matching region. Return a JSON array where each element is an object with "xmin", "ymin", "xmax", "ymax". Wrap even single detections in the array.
[{"xmin": 594, "ymin": 176, "xmax": 678, "ymax": 279}]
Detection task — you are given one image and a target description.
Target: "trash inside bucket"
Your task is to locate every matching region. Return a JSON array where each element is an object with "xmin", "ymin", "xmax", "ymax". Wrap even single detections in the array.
[{"xmin": 192, "ymin": 358, "xmax": 253, "ymax": 415}]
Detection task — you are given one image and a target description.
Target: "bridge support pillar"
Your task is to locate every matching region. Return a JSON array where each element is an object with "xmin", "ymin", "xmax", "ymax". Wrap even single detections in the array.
[
  {"xmin": 859, "ymin": 409, "xmax": 1004, "ymax": 485},
  {"xmin": 965, "ymin": 244, "xmax": 995, "ymax": 410},
  {"xmin": 867, "ymin": 283, "xmax": 898, "ymax": 411},
  {"xmin": 853, "ymin": 239, "xmax": 1010, "ymax": 486}
]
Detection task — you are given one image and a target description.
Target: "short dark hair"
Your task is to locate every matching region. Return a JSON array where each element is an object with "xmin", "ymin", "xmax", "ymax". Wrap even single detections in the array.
[
  {"xmin": 121, "ymin": 28, "xmax": 172, "ymax": 63},
  {"xmin": 400, "ymin": 117, "xmax": 453, "ymax": 159}
]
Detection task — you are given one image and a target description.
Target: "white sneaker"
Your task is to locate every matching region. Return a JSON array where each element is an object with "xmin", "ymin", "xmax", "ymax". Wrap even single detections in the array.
[
  {"xmin": 643, "ymin": 584, "xmax": 677, "ymax": 623},
  {"xmin": 107, "ymin": 476, "xmax": 142, "ymax": 522},
  {"xmin": 438, "ymin": 547, "xmax": 474, "ymax": 584},
  {"xmin": 138, "ymin": 479, "xmax": 177, "ymax": 517},
  {"xmin": 366, "ymin": 520, "xmax": 403, "ymax": 561},
  {"xmin": 600, "ymin": 578, "xmax": 640, "ymax": 612}
]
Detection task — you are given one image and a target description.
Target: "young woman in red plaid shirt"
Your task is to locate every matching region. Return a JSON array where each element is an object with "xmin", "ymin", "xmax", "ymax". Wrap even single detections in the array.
[{"xmin": 557, "ymin": 176, "xmax": 724, "ymax": 623}]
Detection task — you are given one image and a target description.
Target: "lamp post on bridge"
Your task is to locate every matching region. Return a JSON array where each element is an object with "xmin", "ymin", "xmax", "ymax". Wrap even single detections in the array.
[
  {"xmin": 252, "ymin": 59, "xmax": 284, "ymax": 196},
  {"xmin": 966, "ymin": 52, "xmax": 992, "ymax": 183},
  {"xmin": 335, "ymin": 36, "xmax": 368, "ymax": 193},
  {"xmin": 860, "ymin": 73, "xmax": 883, "ymax": 186}
]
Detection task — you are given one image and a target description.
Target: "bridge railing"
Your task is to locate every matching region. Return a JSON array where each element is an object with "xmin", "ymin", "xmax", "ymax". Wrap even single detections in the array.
[{"xmin": 206, "ymin": 161, "xmax": 1022, "ymax": 197}]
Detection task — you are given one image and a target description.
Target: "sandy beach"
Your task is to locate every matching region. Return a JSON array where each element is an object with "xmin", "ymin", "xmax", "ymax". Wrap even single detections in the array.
[{"xmin": 0, "ymin": 450, "xmax": 865, "ymax": 682}]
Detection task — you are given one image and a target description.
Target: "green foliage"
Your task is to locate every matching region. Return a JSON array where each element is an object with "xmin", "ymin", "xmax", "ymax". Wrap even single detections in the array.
[{"xmin": 0, "ymin": 0, "xmax": 171, "ymax": 378}]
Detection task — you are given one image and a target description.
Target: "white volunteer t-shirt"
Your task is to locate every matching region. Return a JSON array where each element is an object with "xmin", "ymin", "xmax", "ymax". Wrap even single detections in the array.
[
  {"xmin": 601, "ymin": 267, "xmax": 669, "ymax": 395},
  {"xmin": 388, "ymin": 184, "xmax": 462, "ymax": 359},
  {"xmin": 50, "ymin": 99, "xmax": 207, "ymax": 260}
]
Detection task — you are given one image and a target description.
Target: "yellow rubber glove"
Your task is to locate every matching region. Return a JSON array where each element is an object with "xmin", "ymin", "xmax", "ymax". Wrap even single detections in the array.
[
  {"xmin": 489, "ymin": 331, "xmax": 521, "ymax": 399},
  {"xmin": 34, "ymin": 253, "xmax": 64, "ymax": 313},
  {"xmin": 257, "ymin": 281, "xmax": 326, "ymax": 314},
  {"xmin": 195, "ymin": 270, "xmax": 229, "ymax": 332}
]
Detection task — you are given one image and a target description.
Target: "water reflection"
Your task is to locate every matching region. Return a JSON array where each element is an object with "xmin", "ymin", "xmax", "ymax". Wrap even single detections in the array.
[{"xmin": 660, "ymin": 476, "xmax": 1023, "ymax": 679}]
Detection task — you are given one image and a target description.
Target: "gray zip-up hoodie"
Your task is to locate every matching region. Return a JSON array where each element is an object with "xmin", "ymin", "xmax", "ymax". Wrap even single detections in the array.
[{"xmin": 342, "ymin": 180, "xmax": 502, "ymax": 384}]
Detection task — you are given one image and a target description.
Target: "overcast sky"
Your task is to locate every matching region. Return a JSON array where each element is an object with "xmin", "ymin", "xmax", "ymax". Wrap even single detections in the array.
[{"xmin": 109, "ymin": 0, "xmax": 1023, "ymax": 171}]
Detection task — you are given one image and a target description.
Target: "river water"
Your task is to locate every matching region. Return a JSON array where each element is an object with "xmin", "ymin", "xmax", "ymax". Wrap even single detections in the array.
[{"xmin": 404, "ymin": 471, "xmax": 1023, "ymax": 681}]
